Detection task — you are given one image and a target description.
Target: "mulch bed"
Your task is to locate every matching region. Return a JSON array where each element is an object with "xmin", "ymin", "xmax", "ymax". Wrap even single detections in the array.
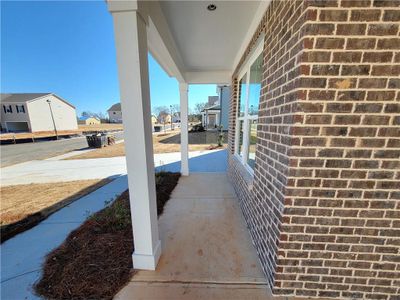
[{"xmin": 34, "ymin": 172, "xmax": 180, "ymax": 300}]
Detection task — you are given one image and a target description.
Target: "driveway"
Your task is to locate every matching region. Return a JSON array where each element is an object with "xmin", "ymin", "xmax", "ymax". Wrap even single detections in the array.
[
  {"xmin": 0, "ymin": 131, "xmax": 124, "ymax": 167},
  {"xmin": 0, "ymin": 150, "xmax": 228, "ymax": 186}
]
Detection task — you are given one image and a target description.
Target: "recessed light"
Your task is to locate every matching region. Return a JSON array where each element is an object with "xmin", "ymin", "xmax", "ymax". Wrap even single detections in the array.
[{"xmin": 207, "ymin": 4, "xmax": 217, "ymax": 11}]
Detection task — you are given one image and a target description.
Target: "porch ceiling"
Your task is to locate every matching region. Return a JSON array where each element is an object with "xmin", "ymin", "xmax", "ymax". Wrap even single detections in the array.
[
  {"xmin": 107, "ymin": 0, "xmax": 269, "ymax": 84},
  {"xmin": 159, "ymin": 1, "xmax": 260, "ymax": 73},
  {"xmin": 147, "ymin": 0, "xmax": 268, "ymax": 84}
]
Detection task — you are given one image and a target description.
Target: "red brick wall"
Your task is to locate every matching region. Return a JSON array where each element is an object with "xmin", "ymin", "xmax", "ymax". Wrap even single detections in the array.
[{"xmin": 228, "ymin": 0, "xmax": 400, "ymax": 299}]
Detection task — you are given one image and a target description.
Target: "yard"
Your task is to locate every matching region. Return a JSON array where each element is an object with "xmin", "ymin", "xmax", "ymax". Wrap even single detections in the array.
[
  {"xmin": 0, "ymin": 124, "xmax": 124, "ymax": 142},
  {"xmin": 78, "ymin": 123, "xmax": 124, "ymax": 132},
  {"xmin": 0, "ymin": 179, "xmax": 111, "ymax": 242},
  {"xmin": 68, "ymin": 130, "xmax": 228, "ymax": 160}
]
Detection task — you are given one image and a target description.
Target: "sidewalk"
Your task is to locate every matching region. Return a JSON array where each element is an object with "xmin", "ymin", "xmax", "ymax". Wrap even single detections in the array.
[{"xmin": 1, "ymin": 150, "xmax": 227, "ymax": 186}]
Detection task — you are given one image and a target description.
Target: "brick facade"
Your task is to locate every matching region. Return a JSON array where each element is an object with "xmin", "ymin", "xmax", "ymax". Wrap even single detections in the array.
[{"xmin": 228, "ymin": 0, "xmax": 400, "ymax": 299}]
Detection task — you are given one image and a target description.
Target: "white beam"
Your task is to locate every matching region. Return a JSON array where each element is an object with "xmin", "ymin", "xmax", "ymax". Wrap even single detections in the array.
[
  {"xmin": 111, "ymin": 8, "xmax": 161, "ymax": 270},
  {"xmin": 179, "ymin": 83, "xmax": 189, "ymax": 176},
  {"xmin": 185, "ymin": 71, "xmax": 231, "ymax": 84},
  {"xmin": 146, "ymin": 2, "xmax": 186, "ymax": 82}
]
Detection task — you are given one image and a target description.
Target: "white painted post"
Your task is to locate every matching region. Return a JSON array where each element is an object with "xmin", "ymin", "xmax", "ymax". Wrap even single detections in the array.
[
  {"xmin": 179, "ymin": 82, "xmax": 189, "ymax": 176},
  {"xmin": 111, "ymin": 8, "xmax": 161, "ymax": 270}
]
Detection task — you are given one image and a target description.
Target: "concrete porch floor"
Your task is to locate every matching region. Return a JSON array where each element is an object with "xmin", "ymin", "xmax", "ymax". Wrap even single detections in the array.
[{"xmin": 115, "ymin": 173, "xmax": 272, "ymax": 299}]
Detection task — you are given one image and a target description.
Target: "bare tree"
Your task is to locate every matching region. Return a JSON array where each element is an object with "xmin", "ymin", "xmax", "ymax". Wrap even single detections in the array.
[
  {"xmin": 170, "ymin": 104, "xmax": 180, "ymax": 115},
  {"xmin": 193, "ymin": 102, "xmax": 208, "ymax": 115},
  {"xmin": 152, "ymin": 106, "xmax": 170, "ymax": 123}
]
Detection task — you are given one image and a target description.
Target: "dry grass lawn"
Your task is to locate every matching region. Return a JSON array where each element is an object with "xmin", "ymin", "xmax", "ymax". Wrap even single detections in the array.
[
  {"xmin": 79, "ymin": 124, "xmax": 124, "ymax": 132},
  {"xmin": 1, "ymin": 179, "xmax": 111, "ymax": 227},
  {"xmin": 69, "ymin": 131, "xmax": 228, "ymax": 160},
  {"xmin": 0, "ymin": 124, "xmax": 123, "ymax": 142}
]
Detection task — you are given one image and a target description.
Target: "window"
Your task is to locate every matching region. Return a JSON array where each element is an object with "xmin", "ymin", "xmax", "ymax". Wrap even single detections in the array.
[
  {"xmin": 16, "ymin": 105, "xmax": 25, "ymax": 113},
  {"xmin": 234, "ymin": 40, "xmax": 263, "ymax": 172},
  {"xmin": 3, "ymin": 105, "xmax": 12, "ymax": 113}
]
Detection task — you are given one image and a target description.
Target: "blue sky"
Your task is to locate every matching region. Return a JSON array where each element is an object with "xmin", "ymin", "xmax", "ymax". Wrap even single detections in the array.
[{"xmin": 1, "ymin": 1, "xmax": 217, "ymax": 115}]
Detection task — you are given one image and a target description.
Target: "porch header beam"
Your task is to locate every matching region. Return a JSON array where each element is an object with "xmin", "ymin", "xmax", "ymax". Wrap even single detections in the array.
[
  {"xmin": 107, "ymin": 0, "xmax": 186, "ymax": 83},
  {"xmin": 185, "ymin": 71, "xmax": 231, "ymax": 85}
]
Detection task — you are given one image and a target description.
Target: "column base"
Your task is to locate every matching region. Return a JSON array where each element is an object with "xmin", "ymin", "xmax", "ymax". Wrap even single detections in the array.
[
  {"xmin": 132, "ymin": 239, "xmax": 162, "ymax": 270},
  {"xmin": 181, "ymin": 168, "xmax": 189, "ymax": 176}
]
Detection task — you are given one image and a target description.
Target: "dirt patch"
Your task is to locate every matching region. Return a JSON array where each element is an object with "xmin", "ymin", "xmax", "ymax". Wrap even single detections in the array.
[
  {"xmin": 0, "ymin": 179, "xmax": 111, "ymax": 243},
  {"xmin": 35, "ymin": 172, "xmax": 180, "ymax": 300},
  {"xmin": 79, "ymin": 124, "xmax": 124, "ymax": 132},
  {"xmin": 68, "ymin": 131, "xmax": 227, "ymax": 160}
]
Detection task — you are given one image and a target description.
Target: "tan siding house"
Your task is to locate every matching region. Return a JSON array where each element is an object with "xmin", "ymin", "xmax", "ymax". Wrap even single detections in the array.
[{"xmin": 78, "ymin": 116, "xmax": 101, "ymax": 125}]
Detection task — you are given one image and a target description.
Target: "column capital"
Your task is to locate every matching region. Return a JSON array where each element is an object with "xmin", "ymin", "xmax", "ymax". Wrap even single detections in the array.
[
  {"xmin": 107, "ymin": 0, "xmax": 138, "ymax": 13},
  {"xmin": 179, "ymin": 82, "xmax": 188, "ymax": 92},
  {"xmin": 107, "ymin": 0, "xmax": 148, "ymax": 25}
]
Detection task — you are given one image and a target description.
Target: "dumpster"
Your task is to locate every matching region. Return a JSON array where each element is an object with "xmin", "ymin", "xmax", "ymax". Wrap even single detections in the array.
[{"xmin": 86, "ymin": 134, "xmax": 107, "ymax": 148}]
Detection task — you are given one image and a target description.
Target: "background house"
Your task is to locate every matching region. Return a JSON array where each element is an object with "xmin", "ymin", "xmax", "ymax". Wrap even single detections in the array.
[
  {"xmin": 0, "ymin": 93, "xmax": 78, "ymax": 133},
  {"xmin": 107, "ymin": 103, "xmax": 123, "ymax": 123},
  {"xmin": 201, "ymin": 86, "xmax": 230, "ymax": 130},
  {"xmin": 78, "ymin": 116, "xmax": 100, "ymax": 125},
  {"xmin": 171, "ymin": 112, "xmax": 180, "ymax": 123},
  {"xmin": 201, "ymin": 103, "xmax": 220, "ymax": 129}
]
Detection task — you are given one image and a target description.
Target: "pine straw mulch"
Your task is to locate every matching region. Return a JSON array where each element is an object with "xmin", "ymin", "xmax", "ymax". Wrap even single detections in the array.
[{"xmin": 34, "ymin": 171, "xmax": 181, "ymax": 300}]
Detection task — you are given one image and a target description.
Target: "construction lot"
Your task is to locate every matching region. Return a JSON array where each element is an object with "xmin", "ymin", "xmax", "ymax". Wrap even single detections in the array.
[
  {"xmin": 0, "ymin": 124, "xmax": 124, "ymax": 143},
  {"xmin": 69, "ymin": 130, "xmax": 227, "ymax": 159}
]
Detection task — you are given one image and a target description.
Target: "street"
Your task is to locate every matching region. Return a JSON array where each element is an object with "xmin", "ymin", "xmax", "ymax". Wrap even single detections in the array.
[{"xmin": 0, "ymin": 132, "xmax": 124, "ymax": 167}]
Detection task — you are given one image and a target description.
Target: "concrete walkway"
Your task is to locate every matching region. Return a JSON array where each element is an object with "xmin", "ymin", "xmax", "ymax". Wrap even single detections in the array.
[
  {"xmin": 0, "ymin": 151, "xmax": 228, "ymax": 299},
  {"xmin": 1, "ymin": 176, "xmax": 129, "ymax": 300},
  {"xmin": 1, "ymin": 149, "xmax": 228, "ymax": 186},
  {"xmin": 115, "ymin": 173, "xmax": 271, "ymax": 300}
]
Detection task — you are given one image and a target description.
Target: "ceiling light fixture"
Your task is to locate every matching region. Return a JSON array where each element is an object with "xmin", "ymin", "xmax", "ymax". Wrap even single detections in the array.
[{"xmin": 207, "ymin": 4, "xmax": 217, "ymax": 11}]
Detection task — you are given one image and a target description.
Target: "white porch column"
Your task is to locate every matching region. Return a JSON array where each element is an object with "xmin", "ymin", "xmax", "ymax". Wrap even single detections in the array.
[
  {"xmin": 179, "ymin": 82, "xmax": 189, "ymax": 176},
  {"xmin": 110, "ymin": 7, "xmax": 161, "ymax": 270}
]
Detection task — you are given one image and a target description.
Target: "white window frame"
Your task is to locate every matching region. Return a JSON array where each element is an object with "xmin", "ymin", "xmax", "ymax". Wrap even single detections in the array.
[{"xmin": 234, "ymin": 39, "xmax": 263, "ymax": 175}]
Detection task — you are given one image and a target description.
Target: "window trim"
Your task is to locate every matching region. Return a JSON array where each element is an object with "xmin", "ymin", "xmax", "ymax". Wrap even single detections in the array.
[{"xmin": 234, "ymin": 38, "xmax": 264, "ymax": 175}]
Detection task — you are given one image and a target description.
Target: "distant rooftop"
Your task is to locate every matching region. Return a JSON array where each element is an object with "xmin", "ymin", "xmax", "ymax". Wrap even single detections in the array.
[
  {"xmin": 107, "ymin": 103, "xmax": 121, "ymax": 111},
  {"xmin": 79, "ymin": 116, "xmax": 100, "ymax": 121},
  {"xmin": 0, "ymin": 93, "xmax": 51, "ymax": 103},
  {"xmin": 202, "ymin": 104, "xmax": 221, "ymax": 112},
  {"xmin": 0, "ymin": 93, "xmax": 75, "ymax": 108}
]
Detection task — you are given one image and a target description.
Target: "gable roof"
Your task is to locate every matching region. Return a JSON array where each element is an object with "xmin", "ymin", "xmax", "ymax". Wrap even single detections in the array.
[
  {"xmin": 0, "ymin": 93, "xmax": 50, "ymax": 103},
  {"xmin": 79, "ymin": 116, "xmax": 100, "ymax": 121},
  {"xmin": 107, "ymin": 103, "xmax": 121, "ymax": 111},
  {"xmin": 202, "ymin": 104, "xmax": 221, "ymax": 112},
  {"xmin": 0, "ymin": 93, "xmax": 76, "ymax": 109}
]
